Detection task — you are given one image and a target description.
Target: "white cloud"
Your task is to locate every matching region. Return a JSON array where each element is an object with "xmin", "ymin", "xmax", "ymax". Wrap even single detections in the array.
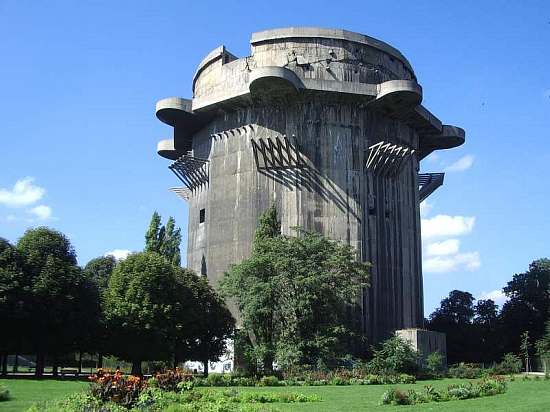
[
  {"xmin": 478, "ymin": 289, "xmax": 508, "ymax": 307},
  {"xmin": 424, "ymin": 251, "xmax": 480, "ymax": 273},
  {"xmin": 29, "ymin": 205, "xmax": 52, "ymax": 220},
  {"xmin": 0, "ymin": 177, "xmax": 45, "ymax": 207},
  {"xmin": 105, "ymin": 249, "xmax": 132, "ymax": 260},
  {"xmin": 420, "ymin": 200, "xmax": 433, "ymax": 218},
  {"xmin": 426, "ymin": 239, "xmax": 460, "ymax": 256},
  {"xmin": 421, "ymin": 214, "xmax": 475, "ymax": 239},
  {"xmin": 6, "ymin": 214, "xmax": 17, "ymax": 222},
  {"xmin": 445, "ymin": 155, "xmax": 474, "ymax": 172}
]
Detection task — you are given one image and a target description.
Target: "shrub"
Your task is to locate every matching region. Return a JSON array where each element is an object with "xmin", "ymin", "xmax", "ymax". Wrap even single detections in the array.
[
  {"xmin": 88, "ymin": 368, "xmax": 146, "ymax": 408},
  {"xmin": 425, "ymin": 352, "xmax": 445, "ymax": 377},
  {"xmin": 447, "ymin": 363, "xmax": 484, "ymax": 379},
  {"xmin": 380, "ymin": 377, "xmax": 506, "ymax": 406},
  {"xmin": 424, "ymin": 385, "xmax": 441, "ymax": 402},
  {"xmin": 232, "ymin": 376, "xmax": 257, "ymax": 387},
  {"xmin": 447, "ymin": 384, "xmax": 473, "ymax": 400},
  {"xmin": 27, "ymin": 392, "xmax": 127, "ymax": 412},
  {"xmin": 477, "ymin": 376, "xmax": 507, "ymax": 396},
  {"xmin": 149, "ymin": 368, "xmax": 193, "ymax": 392},
  {"xmin": 494, "ymin": 353, "xmax": 522, "ymax": 375},
  {"xmin": 205, "ymin": 373, "xmax": 229, "ymax": 387},
  {"xmin": 0, "ymin": 384, "xmax": 9, "ymax": 402},
  {"xmin": 256, "ymin": 375, "xmax": 280, "ymax": 387},
  {"xmin": 328, "ymin": 376, "xmax": 350, "ymax": 385},
  {"xmin": 368, "ymin": 336, "xmax": 419, "ymax": 375},
  {"xmin": 380, "ymin": 388, "xmax": 412, "ymax": 405}
]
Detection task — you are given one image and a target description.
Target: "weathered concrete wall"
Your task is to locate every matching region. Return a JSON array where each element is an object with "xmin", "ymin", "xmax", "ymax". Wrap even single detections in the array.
[
  {"xmin": 186, "ymin": 101, "xmax": 422, "ymax": 339},
  {"xmin": 156, "ymin": 27, "xmax": 465, "ymax": 344}
]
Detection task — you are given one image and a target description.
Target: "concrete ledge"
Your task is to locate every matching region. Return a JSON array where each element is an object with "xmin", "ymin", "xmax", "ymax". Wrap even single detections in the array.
[
  {"xmin": 419, "ymin": 125, "xmax": 465, "ymax": 159},
  {"xmin": 251, "ymin": 27, "xmax": 414, "ymax": 74},
  {"xmin": 249, "ymin": 66, "xmax": 304, "ymax": 97},
  {"xmin": 371, "ymin": 80, "xmax": 423, "ymax": 112},
  {"xmin": 156, "ymin": 97, "xmax": 194, "ymax": 126},
  {"xmin": 157, "ymin": 139, "xmax": 183, "ymax": 160}
]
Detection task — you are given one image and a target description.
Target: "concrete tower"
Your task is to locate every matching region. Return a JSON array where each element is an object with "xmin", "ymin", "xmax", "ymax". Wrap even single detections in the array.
[{"xmin": 155, "ymin": 27, "xmax": 465, "ymax": 343}]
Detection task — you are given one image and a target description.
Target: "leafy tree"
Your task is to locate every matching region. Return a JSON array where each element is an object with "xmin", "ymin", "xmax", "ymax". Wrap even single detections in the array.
[
  {"xmin": 220, "ymin": 206, "xmax": 369, "ymax": 372},
  {"xmin": 84, "ymin": 255, "xmax": 116, "ymax": 292},
  {"xmin": 221, "ymin": 247, "xmax": 278, "ymax": 373},
  {"xmin": 367, "ymin": 336, "xmax": 419, "ymax": 375},
  {"xmin": 535, "ymin": 318, "xmax": 550, "ymax": 374},
  {"xmin": 474, "ymin": 299, "xmax": 498, "ymax": 325},
  {"xmin": 427, "ymin": 290, "xmax": 476, "ymax": 364},
  {"xmin": 83, "ymin": 255, "xmax": 117, "ymax": 367},
  {"xmin": 145, "ymin": 212, "xmax": 181, "ymax": 266},
  {"xmin": 426, "ymin": 351, "xmax": 445, "ymax": 376},
  {"xmin": 521, "ymin": 331, "xmax": 530, "ymax": 373},
  {"xmin": 104, "ymin": 252, "xmax": 184, "ymax": 375},
  {"xmin": 160, "ymin": 217, "xmax": 181, "ymax": 266},
  {"xmin": 254, "ymin": 204, "xmax": 281, "ymax": 245},
  {"xmin": 0, "ymin": 238, "xmax": 28, "ymax": 375},
  {"xmin": 431, "ymin": 290, "xmax": 475, "ymax": 324},
  {"xmin": 473, "ymin": 299, "xmax": 500, "ymax": 363},
  {"xmin": 145, "ymin": 211, "xmax": 162, "ymax": 253},
  {"xmin": 16, "ymin": 227, "xmax": 99, "ymax": 376},
  {"xmin": 494, "ymin": 353, "xmax": 522, "ymax": 375},
  {"xmin": 499, "ymin": 259, "xmax": 550, "ymax": 355},
  {"xmin": 185, "ymin": 276, "xmax": 234, "ymax": 376}
]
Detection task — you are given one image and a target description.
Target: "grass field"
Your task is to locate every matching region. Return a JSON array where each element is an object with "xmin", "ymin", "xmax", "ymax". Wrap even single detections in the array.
[
  {"xmin": 0, "ymin": 379, "xmax": 87, "ymax": 412},
  {"xmin": 1, "ymin": 377, "xmax": 549, "ymax": 411}
]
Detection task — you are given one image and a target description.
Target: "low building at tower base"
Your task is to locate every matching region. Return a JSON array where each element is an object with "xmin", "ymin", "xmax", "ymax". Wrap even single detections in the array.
[{"xmin": 396, "ymin": 328, "xmax": 447, "ymax": 368}]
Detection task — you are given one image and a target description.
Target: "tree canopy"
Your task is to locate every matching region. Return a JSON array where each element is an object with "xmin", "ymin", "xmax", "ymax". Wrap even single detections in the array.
[
  {"xmin": 499, "ymin": 259, "xmax": 550, "ymax": 355},
  {"xmin": 428, "ymin": 259, "xmax": 550, "ymax": 364},
  {"xmin": 145, "ymin": 212, "xmax": 181, "ymax": 266},
  {"xmin": 103, "ymin": 251, "xmax": 232, "ymax": 375},
  {"xmin": 7, "ymin": 228, "xmax": 100, "ymax": 376},
  {"xmin": 84, "ymin": 255, "xmax": 116, "ymax": 292},
  {"xmin": 220, "ymin": 205, "xmax": 369, "ymax": 372},
  {"xmin": 104, "ymin": 252, "xmax": 182, "ymax": 374}
]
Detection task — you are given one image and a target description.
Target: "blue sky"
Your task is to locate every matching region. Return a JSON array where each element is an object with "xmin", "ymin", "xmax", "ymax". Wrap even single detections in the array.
[{"xmin": 1, "ymin": 0, "xmax": 549, "ymax": 316}]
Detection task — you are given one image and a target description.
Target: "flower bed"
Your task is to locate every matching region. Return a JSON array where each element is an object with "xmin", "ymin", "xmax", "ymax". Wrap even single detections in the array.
[
  {"xmin": 380, "ymin": 376, "xmax": 507, "ymax": 406},
  {"xmin": 192, "ymin": 371, "xmax": 416, "ymax": 387}
]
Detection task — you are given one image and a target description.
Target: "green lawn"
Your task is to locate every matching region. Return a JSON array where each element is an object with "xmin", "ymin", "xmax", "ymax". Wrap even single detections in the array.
[
  {"xmin": 212, "ymin": 378, "xmax": 550, "ymax": 411},
  {"xmin": 1, "ymin": 378, "xmax": 549, "ymax": 411},
  {"xmin": 0, "ymin": 379, "xmax": 87, "ymax": 412}
]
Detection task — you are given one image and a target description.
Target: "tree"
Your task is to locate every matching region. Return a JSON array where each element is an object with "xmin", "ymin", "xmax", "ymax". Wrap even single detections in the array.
[
  {"xmin": 160, "ymin": 217, "xmax": 181, "ymax": 266},
  {"xmin": 185, "ymin": 276, "xmax": 234, "ymax": 376},
  {"xmin": 83, "ymin": 255, "xmax": 116, "ymax": 293},
  {"xmin": 220, "ymin": 206, "xmax": 369, "ymax": 372},
  {"xmin": 368, "ymin": 336, "xmax": 419, "ymax": 375},
  {"xmin": 427, "ymin": 290, "xmax": 476, "ymax": 364},
  {"xmin": 104, "ymin": 252, "xmax": 184, "ymax": 375},
  {"xmin": 473, "ymin": 299, "xmax": 500, "ymax": 363},
  {"xmin": 0, "ymin": 238, "xmax": 29, "ymax": 375},
  {"xmin": 474, "ymin": 299, "xmax": 498, "ymax": 325},
  {"xmin": 145, "ymin": 211, "xmax": 162, "ymax": 253},
  {"xmin": 82, "ymin": 255, "xmax": 117, "ymax": 368},
  {"xmin": 145, "ymin": 212, "xmax": 181, "ymax": 266},
  {"xmin": 221, "ymin": 245, "xmax": 278, "ymax": 373},
  {"xmin": 16, "ymin": 227, "xmax": 98, "ymax": 377},
  {"xmin": 499, "ymin": 259, "xmax": 550, "ymax": 355},
  {"xmin": 535, "ymin": 318, "xmax": 550, "ymax": 374},
  {"xmin": 521, "ymin": 331, "xmax": 530, "ymax": 374}
]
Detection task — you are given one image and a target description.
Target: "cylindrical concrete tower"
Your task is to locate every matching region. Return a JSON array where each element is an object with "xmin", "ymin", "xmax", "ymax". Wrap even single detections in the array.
[{"xmin": 155, "ymin": 27, "xmax": 465, "ymax": 343}]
